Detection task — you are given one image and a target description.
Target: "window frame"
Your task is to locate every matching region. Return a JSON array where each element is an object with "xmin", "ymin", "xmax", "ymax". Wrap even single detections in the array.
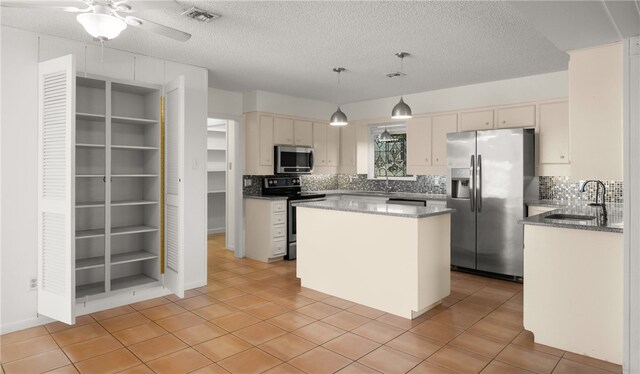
[{"xmin": 367, "ymin": 122, "xmax": 417, "ymax": 181}]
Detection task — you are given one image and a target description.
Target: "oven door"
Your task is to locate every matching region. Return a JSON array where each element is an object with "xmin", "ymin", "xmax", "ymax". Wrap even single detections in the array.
[
  {"xmin": 275, "ymin": 146, "xmax": 314, "ymax": 174},
  {"xmin": 287, "ymin": 197, "xmax": 325, "ymax": 260}
]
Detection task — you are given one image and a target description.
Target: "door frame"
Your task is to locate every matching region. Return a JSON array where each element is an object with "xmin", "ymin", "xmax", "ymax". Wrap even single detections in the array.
[{"xmin": 206, "ymin": 112, "xmax": 245, "ymax": 259}]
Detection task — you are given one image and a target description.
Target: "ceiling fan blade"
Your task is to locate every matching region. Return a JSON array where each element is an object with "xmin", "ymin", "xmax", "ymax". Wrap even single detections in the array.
[
  {"xmin": 1, "ymin": 1, "xmax": 88, "ymax": 12},
  {"xmin": 126, "ymin": 16, "xmax": 191, "ymax": 42}
]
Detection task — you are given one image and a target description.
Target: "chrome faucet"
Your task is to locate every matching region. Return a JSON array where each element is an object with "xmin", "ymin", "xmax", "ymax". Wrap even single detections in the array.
[{"xmin": 579, "ymin": 180, "xmax": 608, "ymax": 222}]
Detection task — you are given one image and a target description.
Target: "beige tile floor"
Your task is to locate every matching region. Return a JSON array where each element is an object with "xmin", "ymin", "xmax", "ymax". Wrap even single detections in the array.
[{"xmin": 0, "ymin": 233, "xmax": 623, "ymax": 374}]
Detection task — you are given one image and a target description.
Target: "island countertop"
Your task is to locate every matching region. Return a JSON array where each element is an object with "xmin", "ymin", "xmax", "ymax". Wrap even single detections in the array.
[
  {"xmin": 293, "ymin": 198, "xmax": 454, "ymax": 218},
  {"xmin": 519, "ymin": 203, "xmax": 623, "ymax": 233}
]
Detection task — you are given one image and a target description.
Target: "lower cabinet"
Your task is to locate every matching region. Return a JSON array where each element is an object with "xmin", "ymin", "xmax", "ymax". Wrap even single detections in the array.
[{"xmin": 245, "ymin": 198, "xmax": 288, "ymax": 262}]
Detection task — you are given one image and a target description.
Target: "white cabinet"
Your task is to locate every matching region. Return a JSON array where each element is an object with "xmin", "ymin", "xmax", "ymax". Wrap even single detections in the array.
[
  {"xmin": 294, "ymin": 120, "xmax": 313, "ymax": 146},
  {"xmin": 539, "ymin": 101, "xmax": 569, "ymax": 165},
  {"xmin": 431, "ymin": 113, "xmax": 458, "ymax": 166},
  {"xmin": 313, "ymin": 122, "xmax": 338, "ymax": 172},
  {"xmin": 326, "ymin": 126, "xmax": 339, "ymax": 167},
  {"xmin": 313, "ymin": 122, "xmax": 327, "ymax": 166},
  {"xmin": 37, "ymin": 55, "xmax": 185, "ymax": 324},
  {"xmin": 273, "ymin": 117, "xmax": 294, "ymax": 145},
  {"xmin": 569, "ymin": 43, "xmax": 623, "ymax": 180},
  {"xmin": 339, "ymin": 125, "xmax": 357, "ymax": 173},
  {"xmin": 459, "ymin": 109, "xmax": 494, "ymax": 132},
  {"xmin": 497, "ymin": 104, "xmax": 535, "ymax": 129},
  {"xmin": 407, "ymin": 117, "xmax": 432, "ymax": 175},
  {"xmin": 245, "ymin": 198, "xmax": 288, "ymax": 262},
  {"xmin": 259, "ymin": 115, "xmax": 274, "ymax": 167}
]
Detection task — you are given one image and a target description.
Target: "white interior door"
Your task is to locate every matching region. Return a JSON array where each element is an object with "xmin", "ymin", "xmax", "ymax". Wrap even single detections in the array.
[
  {"xmin": 164, "ymin": 76, "xmax": 185, "ymax": 298},
  {"xmin": 37, "ymin": 54, "xmax": 76, "ymax": 324}
]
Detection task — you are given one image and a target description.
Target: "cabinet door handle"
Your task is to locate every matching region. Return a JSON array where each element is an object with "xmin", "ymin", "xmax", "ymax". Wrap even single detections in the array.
[{"xmin": 560, "ymin": 155, "xmax": 565, "ymax": 159}]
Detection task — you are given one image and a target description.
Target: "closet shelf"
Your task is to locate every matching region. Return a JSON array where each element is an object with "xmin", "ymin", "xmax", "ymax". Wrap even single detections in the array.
[
  {"xmin": 111, "ymin": 225, "xmax": 157, "ymax": 236},
  {"xmin": 77, "ymin": 143, "xmax": 105, "ymax": 148},
  {"xmin": 76, "ymin": 257, "xmax": 105, "ymax": 270},
  {"xmin": 111, "ymin": 274, "xmax": 158, "ymax": 291},
  {"xmin": 76, "ymin": 113, "xmax": 105, "ymax": 121},
  {"xmin": 111, "ymin": 116, "xmax": 159, "ymax": 125},
  {"xmin": 111, "ymin": 200, "xmax": 158, "ymax": 207},
  {"xmin": 76, "ymin": 201, "xmax": 105, "ymax": 208},
  {"xmin": 76, "ymin": 228, "xmax": 105, "ymax": 239},
  {"xmin": 111, "ymin": 174, "xmax": 159, "ymax": 178},
  {"xmin": 208, "ymin": 190, "xmax": 226, "ymax": 194},
  {"xmin": 76, "ymin": 282, "xmax": 105, "ymax": 299},
  {"xmin": 111, "ymin": 145, "xmax": 159, "ymax": 151},
  {"xmin": 112, "ymin": 251, "xmax": 158, "ymax": 265},
  {"xmin": 76, "ymin": 174, "xmax": 105, "ymax": 178},
  {"xmin": 207, "ymin": 148, "xmax": 226, "ymax": 151}
]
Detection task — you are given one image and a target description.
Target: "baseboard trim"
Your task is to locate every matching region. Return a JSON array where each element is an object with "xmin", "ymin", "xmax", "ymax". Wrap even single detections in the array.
[{"xmin": 207, "ymin": 227, "xmax": 225, "ymax": 234}]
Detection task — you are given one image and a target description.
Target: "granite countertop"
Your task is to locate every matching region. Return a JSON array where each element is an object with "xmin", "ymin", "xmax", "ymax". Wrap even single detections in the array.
[
  {"xmin": 244, "ymin": 190, "xmax": 447, "ymax": 201},
  {"xmin": 293, "ymin": 198, "xmax": 454, "ymax": 218},
  {"xmin": 243, "ymin": 195, "xmax": 288, "ymax": 201},
  {"xmin": 519, "ymin": 202, "xmax": 623, "ymax": 233}
]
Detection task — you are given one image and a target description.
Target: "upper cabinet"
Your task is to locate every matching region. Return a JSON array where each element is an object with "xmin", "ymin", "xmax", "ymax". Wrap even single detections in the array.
[
  {"xmin": 273, "ymin": 117, "xmax": 294, "ymax": 145},
  {"xmin": 497, "ymin": 104, "xmax": 535, "ymax": 129},
  {"xmin": 339, "ymin": 125, "xmax": 357, "ymax": 174},
  {"xmin": 459, "ymin": 109, "xmax": 494, "ymax": 132},
  {"xmin": 569, "ymin": 43, "xmax": 623, "ymax": 181},
  {"xmin": 539, "ymin": 100, "xmax": 569, "ymax": 165},
  {"xmin": 431, "ymin": 113, "xmax": 458, "ymax": 166},
  {"xmin": 312, "ymin": 122, "xmax": 339, "ymax": 173},
  {"xmin": 407, "ymin": 117, "xmax": 432, "ymax": 175},
  {"xmin": 294, "ymin": 120, "xmax": 313, "ymax": 146}
]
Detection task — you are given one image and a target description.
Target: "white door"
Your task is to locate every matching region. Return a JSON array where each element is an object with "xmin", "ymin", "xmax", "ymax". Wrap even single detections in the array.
[
  {"xmin": 37, "ymin": 55, "xmax": 76, "ymax": 324},
  {"xmin": 164, "ymin": 76, "xmax": 185, "ymax": 297}
]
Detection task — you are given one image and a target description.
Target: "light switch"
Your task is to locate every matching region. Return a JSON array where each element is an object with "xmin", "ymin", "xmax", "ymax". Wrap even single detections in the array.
[{"xmin": 244, "ymin": 179, "xmax": 252, "ymax": 187}]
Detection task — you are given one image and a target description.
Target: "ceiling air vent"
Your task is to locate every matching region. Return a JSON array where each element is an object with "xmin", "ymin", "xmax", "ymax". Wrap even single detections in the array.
[
  {"xmin": 386, "ymin": 72, "xmax": 406, "ymax": 78},
  {"xmin": 181, "ymin": 7, "xmax": 221, "ymax": 22}
]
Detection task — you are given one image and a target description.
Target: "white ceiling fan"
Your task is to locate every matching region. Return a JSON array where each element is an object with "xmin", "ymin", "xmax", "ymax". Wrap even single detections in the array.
[{"xmin": 1, "ymin": 0, "xmax": 192, "ymax": 42}]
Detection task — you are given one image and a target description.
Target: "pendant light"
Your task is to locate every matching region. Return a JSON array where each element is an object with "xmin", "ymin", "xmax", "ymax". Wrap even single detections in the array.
[
  {"xmin": 379, "ymin": 127, "xmax": 394, "ymax": 142},
  {"xmin": 330, "ymin": 67, "xmax": 348, "ymax": 126},
  {"xmin": 391, "ymin": 52, "xmax": 412, "ymax": 120}
]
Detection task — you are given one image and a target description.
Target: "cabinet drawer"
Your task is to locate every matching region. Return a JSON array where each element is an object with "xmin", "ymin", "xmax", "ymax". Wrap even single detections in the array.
[
  {"xmin": 273, "ymin": 224, "xmax": 285, "ymax": 238},
  {"xmin": 271, "ymin": 240, "xmax": 286, "ymax": 257},
  {"xmin": 272, "ymin": 201, "xmax": 286, "ymax": 213},
  {"xmin": 273, "ymin": 212, "xmax": 286, "ymax": 225}
]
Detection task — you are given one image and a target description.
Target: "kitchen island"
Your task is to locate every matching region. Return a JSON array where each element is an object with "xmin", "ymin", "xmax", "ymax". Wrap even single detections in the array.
[
  {"xmin": 295, "ymin": 199, "xmax": 454, "ymax": 319},
  {"xmin": 519, "ymin": 204, "xmax": 623, "ymax": 364}
]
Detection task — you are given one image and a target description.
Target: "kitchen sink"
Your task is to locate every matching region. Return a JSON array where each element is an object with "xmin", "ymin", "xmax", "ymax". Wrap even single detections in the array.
[{"xmin": 545, "ymin": 214, "xmax": 596, "ymax": 221}]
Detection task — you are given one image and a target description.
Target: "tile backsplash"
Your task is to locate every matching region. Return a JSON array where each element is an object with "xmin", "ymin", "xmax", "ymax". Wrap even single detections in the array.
[
  {"xmin": 243, "ymin": 174, "xmax": 623, "ymax": 203},
  {"xmin": 539, "ymin": 176, "xmax": 623, "ymax": 203}
]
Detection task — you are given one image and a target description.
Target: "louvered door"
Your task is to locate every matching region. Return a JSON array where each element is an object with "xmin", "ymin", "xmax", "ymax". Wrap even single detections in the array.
[
  {"xmin": 38, "ymin": 55, "xmax": 76, "ymax": 324},
  {"xmin": 163, "ymin": 76, "xmax": 185, "ymax": 297}
]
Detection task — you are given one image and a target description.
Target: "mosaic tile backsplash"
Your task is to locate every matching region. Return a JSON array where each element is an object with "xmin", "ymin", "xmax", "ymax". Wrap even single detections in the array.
[
  {"xmin": 539, "ymin": 176, "xmax": 623, "ymax": 203},
  {"xmin": 243, "ymin": 174, "xmax": 623, "ymax": 203}
]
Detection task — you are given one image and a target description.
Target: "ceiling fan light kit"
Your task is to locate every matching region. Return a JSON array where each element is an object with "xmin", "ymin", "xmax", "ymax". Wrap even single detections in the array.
[
  {"xmin": 391, "ymin": 52, "xmax": 413, "ymax": 120},
  {"xmin": 77, "ymin": 10, "xmax": 126, "ymax": 41},
  {"xmin": 330, "ymin": 67, "xmax": 349, "ymax": 126}
]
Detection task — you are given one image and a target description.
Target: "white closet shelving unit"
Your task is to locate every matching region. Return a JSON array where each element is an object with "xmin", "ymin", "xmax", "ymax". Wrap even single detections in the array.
[
  {"xmin": 207, "ymin": 119, "xmax": 226, "ymax": 233},
  {"xmin": 38, "ymin": 54, "xmax": 186, "ymax": 325},
  {"xmin": 75, "ymin": 75, "xmax": 162, "ymax": 299}
]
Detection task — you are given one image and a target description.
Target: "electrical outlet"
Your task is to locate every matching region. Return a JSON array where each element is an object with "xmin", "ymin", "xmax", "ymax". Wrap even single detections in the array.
[
  {"xmin": 28, "ymin": 276, "xmax": 37, "ymax": 291},
  {"xmin": 244, "ymin": 179, "xmax": 252, "ymax": 187}
]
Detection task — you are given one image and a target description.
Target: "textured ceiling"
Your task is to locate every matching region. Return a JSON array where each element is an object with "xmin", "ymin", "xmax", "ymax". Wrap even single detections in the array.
[{"xmin": 1, "ymin": 1, "xmax": 570, "ymax": 103}]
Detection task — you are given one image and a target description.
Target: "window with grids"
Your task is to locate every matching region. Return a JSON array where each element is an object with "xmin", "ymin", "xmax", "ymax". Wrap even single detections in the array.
[{"xmin": 373, "ymin": 133, "xmax": 408, "ymax": 178}]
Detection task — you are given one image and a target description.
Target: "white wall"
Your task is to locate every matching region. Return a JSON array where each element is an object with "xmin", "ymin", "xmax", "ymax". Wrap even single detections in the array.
[
  {"xmin": 243, "ymin": 90, "xmax": 335, "ymax": 120},
  {"xmin": 208, "ymin": 87, "xmax": 243, "ymax": 117},
  {"xmin": 0, "ymin": 26, "xmax": 208, "ymax": 332},
  {"xmin": 342, "ymin": 71, "xmax": 569, "ymax": 121}
]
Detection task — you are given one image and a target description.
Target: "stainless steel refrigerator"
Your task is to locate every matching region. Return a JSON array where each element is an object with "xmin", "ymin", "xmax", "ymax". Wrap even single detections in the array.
[{"xmin": 446, "ymin": 128, "xmax": 537, "ymax": 279}]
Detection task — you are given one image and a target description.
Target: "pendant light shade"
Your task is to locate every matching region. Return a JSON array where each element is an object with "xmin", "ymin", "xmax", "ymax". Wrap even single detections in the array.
[
  {"xmin": 330, "ymin": 107, "xmax": 348, "ymax": 126},
  {"xmin": 390, "ymin": 52, "xmax": 412, "ymax": 120},
  {"xmin": 391, "ymin": 97, "xmax": 412, "ymax": 119},
  {"xmin": 330, "ymin": 67, "xmax": 348, "ymax": 126},
  {"xmin": 379, "ymin": 128, "xmax": 394, "ymax": 142}
]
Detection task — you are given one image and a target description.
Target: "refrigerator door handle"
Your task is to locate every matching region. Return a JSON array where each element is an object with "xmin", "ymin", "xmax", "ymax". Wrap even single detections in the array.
[
  {"xmin": 477, "ymin": 154, "xmax": 482, "ymax": 212},
  {"xmin": 470, "ymin": 155, "xmax": 475, "ymax": 212}
]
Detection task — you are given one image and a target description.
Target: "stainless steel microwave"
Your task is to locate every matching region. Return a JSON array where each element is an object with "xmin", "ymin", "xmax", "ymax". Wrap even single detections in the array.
[{"xmin": 274, "ymin": 145, "xmax": 314, "ymax": 174}]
